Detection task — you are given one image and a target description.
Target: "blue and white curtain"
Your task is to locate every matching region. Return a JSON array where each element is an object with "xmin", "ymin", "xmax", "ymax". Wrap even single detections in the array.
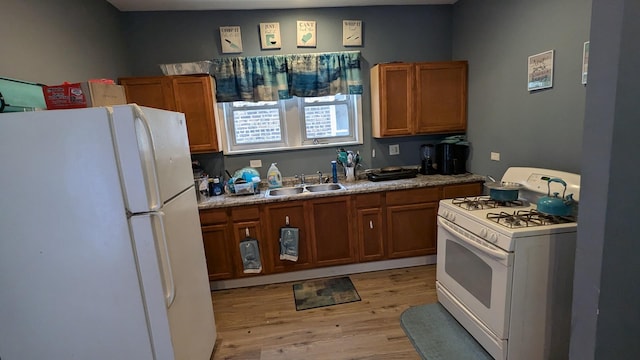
[{"xmin": 210, "ymin": 51, "xmax": 363, "ymax": 102}]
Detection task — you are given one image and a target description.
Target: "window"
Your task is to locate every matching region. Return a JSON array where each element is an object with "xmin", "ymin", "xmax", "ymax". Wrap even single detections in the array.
[{"xmin": 217, "ymin": 95, "xmax": 362, "ymax": 154}]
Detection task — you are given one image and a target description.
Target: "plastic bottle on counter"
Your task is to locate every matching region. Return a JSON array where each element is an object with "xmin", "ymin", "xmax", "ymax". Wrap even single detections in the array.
[
  {"xmin": 267, "ymin": 163, "xmax": 283, "ymax": 189},
  {"xmin": 209, "ymin": 177, "xmax": 224, "ymax": 196},
  {"xmin": 331, "ymin": 160, "xmax": 338, "ymax": 183}
]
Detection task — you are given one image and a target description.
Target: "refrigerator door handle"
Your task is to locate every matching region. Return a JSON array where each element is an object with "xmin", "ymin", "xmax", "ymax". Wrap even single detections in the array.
[
  {"xmin": 134, "ymin": 107, "xmax": 162, "ymax": 211},
  {"xmin": 150, "ymin": 211, "xmax": 176, "ymax": 307}
]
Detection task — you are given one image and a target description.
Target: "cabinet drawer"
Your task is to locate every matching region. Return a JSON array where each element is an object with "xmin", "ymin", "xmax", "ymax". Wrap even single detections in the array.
[
  {"xmin": 386, "ymin": 187, "xmax": 439, "ymax": 205},
  {"xmin": 231, "ymin": 206, "xmax": 260, "ymax": 221},
  {"xmin": 199, "ymin": 209, "xmax": 228, "ymax": 225},
  {"xmin": 441, "ymin": 182, "xmax": 484, "ymax": 199},
  {"xmin": 354, "ymin": 193, "xmax": 382, "ymax": 208}
]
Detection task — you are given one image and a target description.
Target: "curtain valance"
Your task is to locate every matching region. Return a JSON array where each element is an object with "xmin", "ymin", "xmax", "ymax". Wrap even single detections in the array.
[{"xmin": 210, "ymin": 51, "xmax": 363, "ymax": 102}]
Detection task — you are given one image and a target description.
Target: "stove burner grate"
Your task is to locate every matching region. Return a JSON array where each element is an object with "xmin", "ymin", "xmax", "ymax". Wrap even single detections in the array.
[
  {"xmin": 487, "ymin": 209, "xmax": 576, "ymax": 228},
  {"xmin": 452, "ymin": 196, "xmax": 525, "ymax": 211}
]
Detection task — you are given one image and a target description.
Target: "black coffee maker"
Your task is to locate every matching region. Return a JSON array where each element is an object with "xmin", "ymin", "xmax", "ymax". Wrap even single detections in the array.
[
  {"xmin": 436, "ymin": 138, "xmax": 469, "ymax": 175},
  {"xmin": 420, "ymin": 144, "xmax": 437, "ymax": 175}
]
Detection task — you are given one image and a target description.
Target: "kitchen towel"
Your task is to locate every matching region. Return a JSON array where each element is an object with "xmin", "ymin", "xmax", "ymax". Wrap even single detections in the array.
[
  {"xmin": 239, "ymin": 237, "xmax": 262, "ymax": 273},
  {"xmin": 279, "ymin": 226, "xmax": 299, "ymax": 262}
]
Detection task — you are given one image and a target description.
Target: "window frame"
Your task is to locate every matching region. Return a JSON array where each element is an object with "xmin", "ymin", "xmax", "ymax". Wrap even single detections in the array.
[{"xmin": 216, "ymin": 95, "xmax": 363, "ymax": 155}]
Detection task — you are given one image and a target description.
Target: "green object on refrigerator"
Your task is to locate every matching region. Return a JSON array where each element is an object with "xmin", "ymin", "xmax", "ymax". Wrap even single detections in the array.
[{"xmin": 0, "ymin": 77, "xmax": 47, "ymax": 112}]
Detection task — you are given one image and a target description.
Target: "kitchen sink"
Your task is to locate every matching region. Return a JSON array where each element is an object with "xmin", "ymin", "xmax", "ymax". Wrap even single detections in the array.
[
  {"xmin": 305, "ymin": 183, "xmax": 346, "ymax": 192},
  {"xmin": 264, "ymin": 183, "xmax": 346, "ymax": 198},
  {"xmin": 264, "ymin": 187, "xmax": 305, "ymax": 197}
]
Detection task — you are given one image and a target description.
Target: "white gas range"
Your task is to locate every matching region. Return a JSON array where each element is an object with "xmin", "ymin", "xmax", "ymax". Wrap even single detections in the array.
[{"xmin": 436, "ymin": 167, "xmax": 580, "ymax": 360}]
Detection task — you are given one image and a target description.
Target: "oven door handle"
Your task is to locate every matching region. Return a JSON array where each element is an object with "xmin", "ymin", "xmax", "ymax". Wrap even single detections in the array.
[{"xmin": 438, "ymin": 217, "xmax": 509, "ymax": 261}]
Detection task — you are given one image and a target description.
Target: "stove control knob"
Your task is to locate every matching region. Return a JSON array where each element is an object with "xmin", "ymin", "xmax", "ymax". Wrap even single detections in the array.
[
  {"xmin": 441, "ymin": 210, "xmax": 449, "ymax": 219},
  {"xmin": 448, "ymin": 213, "xmax": 456, "ymax": 221},
  {"xmin": 489, "ymin": 233, "xmax": 498, "ymax": 243},
  {"xmin": 480, "ymin": 228, "xmax": 488, "ymax": 238}
]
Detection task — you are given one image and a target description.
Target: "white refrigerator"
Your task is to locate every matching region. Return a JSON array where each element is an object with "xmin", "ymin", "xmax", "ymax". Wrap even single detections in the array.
[{"xmin": 0, "ymin": 105, "xmax": 216, "ymax": 359}]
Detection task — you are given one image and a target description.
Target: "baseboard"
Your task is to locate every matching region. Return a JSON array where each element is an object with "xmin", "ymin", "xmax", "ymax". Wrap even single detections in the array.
[{"xmin": 210, "ymin": 255, "xmax": 436, "ymax": 290}]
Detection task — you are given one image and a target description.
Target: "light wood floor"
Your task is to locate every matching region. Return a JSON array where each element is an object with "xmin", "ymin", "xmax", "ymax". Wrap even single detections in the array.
[{"xmin": 210, "ymin": 265, "xmax": 437, "ymax": 359}]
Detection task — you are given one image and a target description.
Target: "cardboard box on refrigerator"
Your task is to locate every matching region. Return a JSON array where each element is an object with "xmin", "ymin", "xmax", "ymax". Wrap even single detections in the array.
[
  {"xmin": 80, "ymin": 81, "xmax": 127, "ymax": 107},
  {"xmin": 43, "ymin": 80, "xmax": 126, "ymax": 110}
]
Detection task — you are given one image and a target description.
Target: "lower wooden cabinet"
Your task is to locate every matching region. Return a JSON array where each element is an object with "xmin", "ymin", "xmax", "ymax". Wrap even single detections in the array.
[
  {"xmin": 354, "ymin": 193, "xmax": 385, "ymax": 262},
  {"xmin": 230, "ymin": 206, "xmax": 264, "ymax": 278},
  {"xmin": 308, "ymin": 196, "xmax": 356, "ymax": 267},
  {"xmin": 199, "ymin": 209, "xmax": 235, "ymax": 281},
  {"xmin": 262, "ymin": 200, "xmax": 313, "ymax": 273},
  {"xmin": 199, "ymin": 182, "xmax": 483, "ymax": 281},
  {"xmin": 386, "ymin": 187, "xmax": 440, "ymax": 258}
]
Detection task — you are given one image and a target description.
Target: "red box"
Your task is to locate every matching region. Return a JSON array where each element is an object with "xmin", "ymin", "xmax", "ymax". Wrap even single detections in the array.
[{"xmin": 42, "ymin": 82, "xmax": 87, "ymax": 110}]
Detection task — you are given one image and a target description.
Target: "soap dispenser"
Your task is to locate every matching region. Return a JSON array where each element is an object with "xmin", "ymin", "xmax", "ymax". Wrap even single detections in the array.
[{"xmin": 267, "ymin": 163, "xmax": 283, "ymax": 189}]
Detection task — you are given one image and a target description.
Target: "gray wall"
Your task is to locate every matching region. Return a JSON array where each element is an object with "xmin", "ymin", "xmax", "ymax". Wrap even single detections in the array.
[
  {"xmin": 120, "ymin": 6, "xmax": 456, "ymax": 177},
  {"xmin": 571, "ymin": 0, "xmax": 640, "ymax": 357},
  {"xmin": 452, "ymin": 0, "xmax": 591, "ymax": 180},
  {"xmin": 0, "ymin": 0, "xmax": 130, "ymax": 84}
]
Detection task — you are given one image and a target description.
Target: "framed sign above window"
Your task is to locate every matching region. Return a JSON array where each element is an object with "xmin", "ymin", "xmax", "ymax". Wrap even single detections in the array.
[
  {"xmin": 260, "ymin": 22, "xmax": 281, "ymax": 49},
  {"xmin": 343, "ymin": 20, "xmax": 362, "ymax": 47},
  {"xmin": 297, "ymin": 20, "xmax": 317, "ymax": 47},
  {"xmin": 220, "ymin": 26, "xmax": 243, "ymax": 54}
]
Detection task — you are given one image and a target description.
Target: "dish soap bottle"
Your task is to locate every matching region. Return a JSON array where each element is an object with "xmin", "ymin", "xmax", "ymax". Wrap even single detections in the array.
[{"xmin": 267, "ymin": 163, "xmax": 283, "ymax": 189}]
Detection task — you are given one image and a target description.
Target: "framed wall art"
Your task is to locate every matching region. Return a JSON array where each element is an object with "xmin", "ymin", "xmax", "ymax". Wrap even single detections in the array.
[
  {"xmin": 343, "ymin": 20, "xmax": 362, "ymax": 47},
  {"xmin": 582, "ymin": 41, "xmax": 589, "ymax": 85},
  {"xmin": 220, "ymin": 26, "xmax": 243, "ymax": 53},
  {"xmin": 260, "ymin": 22, "xmax": 281, "ymax": 49},
  {"xmin": 297, "ymin": 20, "xmax": 317, "ymax": 47},
  {"xmin": 527, "ymin": 49, "xmax": 554, "ymax": 91}
]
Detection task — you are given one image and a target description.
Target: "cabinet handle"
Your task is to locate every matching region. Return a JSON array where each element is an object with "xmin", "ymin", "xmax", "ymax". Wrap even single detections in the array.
[
  {"xmin": 285, "ymin": 216, "xmax": 290, "ymax": 226},
  {"xmin": 370, "ymin": 220, "xmax": 374, "ymax": 229},
  {"xmin": 245, "ymin": 227, "xmax": 250, "ymax": 237}
]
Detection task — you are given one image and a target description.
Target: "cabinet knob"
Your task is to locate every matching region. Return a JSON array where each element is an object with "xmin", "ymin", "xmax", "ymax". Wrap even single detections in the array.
[{"xmin": 369, "ymin": 220, "xmax": 374, "ymax": 229}]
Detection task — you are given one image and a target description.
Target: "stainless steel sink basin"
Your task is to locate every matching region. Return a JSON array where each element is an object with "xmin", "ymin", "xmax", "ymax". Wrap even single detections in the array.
[
  {"xmin": 304, "ymin": 183, "xmax": 346, "ymax": 192},
  {"xmin": 265, "ymin": 187, "xmax": 305, "ymax": 197},
  {"xmin": 264, "ymin": 183, "xmax": 346, "ymax": 198}
]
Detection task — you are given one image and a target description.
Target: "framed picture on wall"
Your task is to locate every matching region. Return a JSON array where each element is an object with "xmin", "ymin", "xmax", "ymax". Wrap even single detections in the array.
[
  {"xmin": 260, "ymin": 22, "xmax": 281, "ymax": 49},
  {"xmin": 343, "ymin": 20, "xmax": 362, "ymax": 47},
  {"xmin": 297, "ymin": 20, "xmax": 317, "ymax": 47},
  {"xmin": 527, "ymin": 50, "xmax": 554, "ymax": 91},
  {"xmin": 219, "ymin": 26, "xmax": 243, "ymax": 53},
  {"xmin": 582, "ymin": 41, "xmax": 589, "ymax": 85}
]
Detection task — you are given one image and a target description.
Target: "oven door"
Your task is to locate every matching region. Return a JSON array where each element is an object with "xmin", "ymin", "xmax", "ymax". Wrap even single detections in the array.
[{"xmin": 436, "ymin": 216, "xmax": 513, "ymax": 339}]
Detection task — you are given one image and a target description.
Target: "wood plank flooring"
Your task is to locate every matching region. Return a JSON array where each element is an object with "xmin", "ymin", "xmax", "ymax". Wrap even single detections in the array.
[{"xmin": 210, "ymin": 265, "xmax": 437, "ymax": 359}]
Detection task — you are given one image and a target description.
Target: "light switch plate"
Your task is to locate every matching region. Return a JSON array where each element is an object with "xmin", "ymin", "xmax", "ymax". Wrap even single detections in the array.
[
  {"xmin": 490, "ymin": 152, "xmax": 501, "ymax": 161},
  {"xmin": 389, "ymin": 144, "xmax": 400, "ymax": 155},
  {"xmin": 250, "ymin": 159, "xmax": 262, "ymax": 167}
]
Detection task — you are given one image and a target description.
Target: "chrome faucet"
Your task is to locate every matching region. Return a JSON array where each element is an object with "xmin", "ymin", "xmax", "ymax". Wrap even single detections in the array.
[
  {"xmin": 317, "ymin": 171, "xmax": 323, "ymax": 184},
  {"xmin": 295, "ymin": 174, "xmax": 306, "ymax": 185}
]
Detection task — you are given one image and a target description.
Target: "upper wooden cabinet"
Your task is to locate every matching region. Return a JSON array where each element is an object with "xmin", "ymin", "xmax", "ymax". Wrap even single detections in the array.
[
  {"xmin": 370, "ymin": 61, "xmax": 468, "ymax": 137},
  {"xmin": 119, "ymin": 75, "xmax": 219, "ymax": 153}
]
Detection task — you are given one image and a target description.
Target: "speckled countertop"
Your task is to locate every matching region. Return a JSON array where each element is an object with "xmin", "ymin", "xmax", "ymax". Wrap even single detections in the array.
[{"xmin": 198, "ymin": 173, "xmax": 486, "ymax": 210}]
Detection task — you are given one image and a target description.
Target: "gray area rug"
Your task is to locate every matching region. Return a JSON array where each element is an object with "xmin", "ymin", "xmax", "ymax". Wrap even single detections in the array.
[{"xmin": 400, "ymin": 302, "xmax": 493, "ymax": 360}]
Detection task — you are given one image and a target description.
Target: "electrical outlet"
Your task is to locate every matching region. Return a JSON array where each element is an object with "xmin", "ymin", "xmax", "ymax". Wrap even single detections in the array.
[
  {"xmin": 389, "ymin": 144, "xmax": 400, "ymax": 155},
  {"xmin": 490, "ymin": 152, "xmax": 501, "ymax": 161},
  {"xmin": 249, "ymin": 159, "xmax": 262, "ymax": 168}
]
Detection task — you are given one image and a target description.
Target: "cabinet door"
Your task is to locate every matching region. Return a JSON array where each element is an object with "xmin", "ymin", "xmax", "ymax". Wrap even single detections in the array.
[
  {"xmin": 171, "ymin": 76, "xmax": 219, "ymax": 153},
  {"xmin": 308, "ymin": 196, "xmax": 356, "ymax": 267},
  {"xmin": 201, "ymin": 223, "xmax": 235, "ymax": 280},
  {"xmin": 119, "ymin": 76, "xmax": 177, "ymax": 111},
  {"xmin": 371, "ymin": 63, "xmax": 414, "ymax": 137},
  {"xmin": 386, "ymin": 202, "xmax": 439, "ymax": 258},
  {"xmin": 415, "ymin": 61, "xmax": 468, "ymax": 134},
  {"xmin": 262, "ymin": 201, "xmax": 313, "ymax": 273},
  {"xmin": 357, "ymin": 208, "xmax": 385, "ymax": 262}
]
